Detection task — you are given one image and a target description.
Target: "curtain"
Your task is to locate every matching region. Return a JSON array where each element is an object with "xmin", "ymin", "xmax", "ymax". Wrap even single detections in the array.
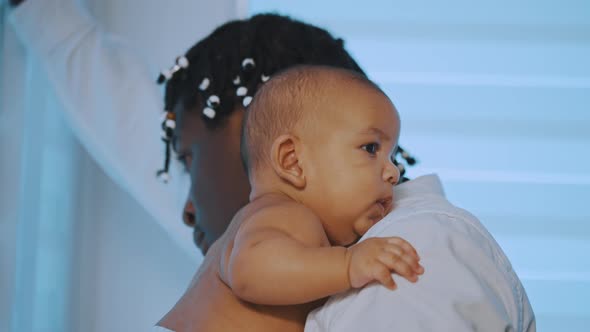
[{"xmin": 2, "ymin": 2, "xmax": 80, "ymax": 331}]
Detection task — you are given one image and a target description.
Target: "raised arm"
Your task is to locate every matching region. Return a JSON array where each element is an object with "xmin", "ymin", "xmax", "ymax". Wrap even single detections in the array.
[{"xmin": 8, "ymin": 0, "xmax": 190, "ymax": 250}]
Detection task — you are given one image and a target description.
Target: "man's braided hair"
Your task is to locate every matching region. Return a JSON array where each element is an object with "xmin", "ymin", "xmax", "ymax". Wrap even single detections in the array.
[{"xmin": 157, "ymin": 13, "xmax": 415, "ymax": 181}]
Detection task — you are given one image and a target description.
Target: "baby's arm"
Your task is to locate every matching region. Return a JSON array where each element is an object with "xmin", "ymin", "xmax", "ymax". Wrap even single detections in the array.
[
  {"xmin": 226, "ymin": 202, "xmax": 422, "ymax": 305},
  {"xmin": 227, "ymin": 203, "xmax": 349, "ymax": 305}
]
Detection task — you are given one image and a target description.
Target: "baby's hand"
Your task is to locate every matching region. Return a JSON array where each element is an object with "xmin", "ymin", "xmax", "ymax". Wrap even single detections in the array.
[{"xmin": 347, "ymin": 237, "xmax": 424, "ymax": 290}]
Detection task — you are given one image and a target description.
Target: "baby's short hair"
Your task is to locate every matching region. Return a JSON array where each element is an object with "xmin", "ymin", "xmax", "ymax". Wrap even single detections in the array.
[{"xmin": 240, "ymin": 65, "xmax": 383, "ymax": 174}]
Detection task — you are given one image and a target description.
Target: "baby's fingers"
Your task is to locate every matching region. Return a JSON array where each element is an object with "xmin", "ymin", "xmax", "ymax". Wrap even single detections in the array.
[
  {"xmin": 373, "ymin": 265, "xmax": 397, "ymax": 290},
  {"xmin": 378, "ymin": 252, "xmax": 419, "ymax": 283},
  {"xmin": 386, "ymin": 237, "xmax": 419, "ymax": 259},
  {"xmin": 385, "ymin": 246, "xmax": 424, "ymax": 275}
]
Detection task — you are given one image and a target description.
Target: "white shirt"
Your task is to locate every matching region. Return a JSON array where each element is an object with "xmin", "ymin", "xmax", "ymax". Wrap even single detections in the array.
[
  {"xmin": 306, "ymin": 175, "xmax": 535, "ymax": 332},
  {"xmin": 8, "ymin": 0, "xmax": 195, "ymax": 256}
]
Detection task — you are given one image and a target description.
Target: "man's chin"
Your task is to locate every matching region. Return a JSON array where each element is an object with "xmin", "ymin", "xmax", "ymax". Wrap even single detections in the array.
[{"xmin": 194, "ymin": 233, "xmax": 210, "ymax": 254}]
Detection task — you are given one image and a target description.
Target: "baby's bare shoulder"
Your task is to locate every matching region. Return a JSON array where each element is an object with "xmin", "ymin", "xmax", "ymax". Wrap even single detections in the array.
[{"xmin": 238, "ymin": 198, "xmax": 328, "ymax": 247}]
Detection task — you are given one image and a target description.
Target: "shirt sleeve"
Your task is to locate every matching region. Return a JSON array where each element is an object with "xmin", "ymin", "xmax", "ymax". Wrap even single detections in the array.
[
  {"xmin": 306, "ymin": 212, "xmax": 532, "ymax": 332},
  {"xmin": 521, "ymin": 283, "xmax": 537, "ymax": 331},
  {"xmin": 8, "ymin": 0, "xmax": 196, "ymax": 257}
]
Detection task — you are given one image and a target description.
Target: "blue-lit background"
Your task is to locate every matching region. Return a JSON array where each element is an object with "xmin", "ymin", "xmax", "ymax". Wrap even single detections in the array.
[
  {"xmin": 1, "ymin": 0, "xmax": 588, "ymax": 331},
  {"xmin": 248, "ymin": 0, "xmax": 590, "ymax": 329}
]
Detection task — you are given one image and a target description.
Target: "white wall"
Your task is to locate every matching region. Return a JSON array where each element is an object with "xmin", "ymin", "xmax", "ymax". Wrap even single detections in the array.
[{"xmin": 1, "ymin": 0, "xmax": 239, "ymax": 331}]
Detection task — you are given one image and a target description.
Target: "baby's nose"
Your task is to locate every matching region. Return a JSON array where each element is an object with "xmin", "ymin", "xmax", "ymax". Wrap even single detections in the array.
[{"xmin": 383, "ymin": 162, "xmax": 400, "ymax": 185}]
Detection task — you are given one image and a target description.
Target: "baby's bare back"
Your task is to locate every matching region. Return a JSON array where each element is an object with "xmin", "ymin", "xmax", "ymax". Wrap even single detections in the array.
[{"xmin": 162, "ymin": 200, "xmax": 322, "ymax": 332}]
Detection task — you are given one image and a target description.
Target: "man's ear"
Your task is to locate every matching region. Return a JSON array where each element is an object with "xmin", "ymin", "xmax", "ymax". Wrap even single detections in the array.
[{"xmin": 270, "ymin": 134, "xmax": 306, "ymax": 189}]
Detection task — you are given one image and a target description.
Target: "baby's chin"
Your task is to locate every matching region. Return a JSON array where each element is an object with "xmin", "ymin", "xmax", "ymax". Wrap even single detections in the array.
[
  {"xmin": 367, "ymin": 202, "xmax": 388, "ymax": 223},
  {"xmin": 331, "ymin": 206, "xmax": 392, "ymax": 247},
  {"xmin": 347, "ymin": 212, "xmax": 387, "ymax": 244}
]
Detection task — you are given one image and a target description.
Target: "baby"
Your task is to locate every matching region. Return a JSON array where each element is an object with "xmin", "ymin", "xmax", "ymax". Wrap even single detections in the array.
[{"xmin": 164, "ymin": 66, "xmax": 423, "ymax": 331}]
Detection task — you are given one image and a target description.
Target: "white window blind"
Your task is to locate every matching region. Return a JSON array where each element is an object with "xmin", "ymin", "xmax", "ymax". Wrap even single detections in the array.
[{"xmin": 250, "ymin": 1, "xmax": 590, "ymax": 329}]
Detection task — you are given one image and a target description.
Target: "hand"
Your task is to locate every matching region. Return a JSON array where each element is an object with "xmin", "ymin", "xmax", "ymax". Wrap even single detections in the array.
[{"xmin": 347, "ymin": 236, "xmax": 424, "ymax": 290}]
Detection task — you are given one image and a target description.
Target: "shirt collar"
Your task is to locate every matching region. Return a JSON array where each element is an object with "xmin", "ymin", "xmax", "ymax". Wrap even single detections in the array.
[{"xmin": 393, "ymin": 174, "xmax": 445, "ymax": 202}]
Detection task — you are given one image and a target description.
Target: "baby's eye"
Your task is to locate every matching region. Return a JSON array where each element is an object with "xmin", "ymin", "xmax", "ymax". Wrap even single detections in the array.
[{"xmin": 361, "ymin": 143, "xmax": 380, "ymax": 155}]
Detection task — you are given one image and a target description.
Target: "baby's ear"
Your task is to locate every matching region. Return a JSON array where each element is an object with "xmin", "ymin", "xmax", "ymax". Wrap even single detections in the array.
[{"xmin": 270, "ymin": 134, "xmax": 306, "ymax": 189}]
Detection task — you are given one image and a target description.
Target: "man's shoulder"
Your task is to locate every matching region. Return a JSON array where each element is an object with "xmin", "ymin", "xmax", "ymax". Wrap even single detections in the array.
[
  {"xmin": 366, "ymin": 194, "xmax": 510, "ymax": 265},
  {"xmin": 368, "ymin": 195, "xmax": 481, "ymax": 238},
  {"xmin": 307, "ymin": 199, "xmax": 522, "ymax": 332}
]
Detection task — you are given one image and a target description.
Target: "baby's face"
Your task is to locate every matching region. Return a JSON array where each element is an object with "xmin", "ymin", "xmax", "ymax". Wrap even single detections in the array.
[{"xmin": 299, "ymin": 83, "xmax": 400, "ymax": 246}]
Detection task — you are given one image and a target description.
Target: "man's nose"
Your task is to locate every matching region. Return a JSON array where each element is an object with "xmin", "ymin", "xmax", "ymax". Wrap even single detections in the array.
[
  {"xmin": 183, "ymin": 199, "xmax": 196, "ymax": 227},
  {"xmin": 383, "ymin": 161, "xmax": 400, "ymax": 185}
]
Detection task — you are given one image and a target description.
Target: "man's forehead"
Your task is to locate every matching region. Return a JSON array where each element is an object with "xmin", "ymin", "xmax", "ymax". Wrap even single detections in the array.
[{"xmin": 171, "ymin": 107, "xmax": 204, "ymax": 152}]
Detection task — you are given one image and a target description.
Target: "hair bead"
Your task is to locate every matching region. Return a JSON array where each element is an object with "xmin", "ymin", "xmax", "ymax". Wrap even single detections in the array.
[
  {"xmin": 157, "ymin": 55, "xmax": 190, "ymax": 84},
  {"xmin": 241, "ymin": 58, "xmax": 255, "ymax": 70},
  {"xmin": 236, "ymin": 86, "xmax": 248, "ymax": 96},
  {"xmin": 242, "ymin": 96, "xmax": 253, "ymax": 107},
  {"xmin": 207, "ymin": 95, "xmax": 220, "ymax": 108},
  {"xmin": 199, "ymin": 78, "xmax": 210, "ymax": 91},
  {"xmin": 165, "ymin": 119, "xmax": 176, "ymax": 129},
  {"xmin": 157, "ymin": 171, "xmax": 170, "ymax": 183},
  {"xmin": 203, "ymin": 107, "xmax": 216, "ymax": 119},
  {"xmin": 176, "ymin": 56, "xmax": 189, "ymax": 68}
]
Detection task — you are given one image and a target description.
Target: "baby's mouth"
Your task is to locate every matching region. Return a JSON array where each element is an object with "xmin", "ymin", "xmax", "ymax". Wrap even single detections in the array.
[
  {"xmin": 368, "ymin": 198, "xmax": 391, "ymax": 223},
  {"xmin": 376, "ymin": 196, "xmax": 393, "ymax": 217}
]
